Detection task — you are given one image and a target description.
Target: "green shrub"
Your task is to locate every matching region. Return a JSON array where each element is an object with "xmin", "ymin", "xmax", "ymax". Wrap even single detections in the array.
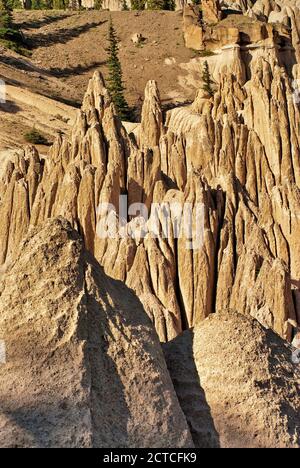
[
  {"xmin": 121, "ymin": 0, "xmax": 129, "ymax": 10},
  {"xmin": 0, "ymin": 27, "xmax": 30, "ymax": 54},
  {"xmin": 201, "ymin": 60, "xmax": 215, "ymax": 97},
  {"xmin": 198, "ymin": 49, "xmax": 216, "ymax": 57},
  {"xmin": 106, "ymin": 18, "xmax": 133, "ymax": 121},
  {"xmin": 131, "ymin": 0, "xmax": 146, "ymax": 10},
  {"xmin": 0, "ymin": 27, "xmax": 23, "ymax": 43},
  {"xmin": 24, "ymin": 128, "xmax": 49, "ymax": 145}
]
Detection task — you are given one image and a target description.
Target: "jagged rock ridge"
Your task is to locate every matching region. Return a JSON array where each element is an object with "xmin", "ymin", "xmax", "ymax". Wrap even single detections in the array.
[
  {"xmin": 0, "ymin": 1, "xmax": 299, "ymax": 449},
  {"xmin": 1, "ymin": 60, "xmax": 299, "ymax": 343},
  {"xmin": 0, "ymin": 0, "xmax": 300, "ymax": 344}
]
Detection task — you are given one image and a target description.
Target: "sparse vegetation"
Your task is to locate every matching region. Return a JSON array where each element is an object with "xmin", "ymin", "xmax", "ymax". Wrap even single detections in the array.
[
  {"xmin": 147, "ymin": 0, "xmax": 175, "ymax": 10},
  {"xmin": 197, "ymin": 49, "xmax": 215, "ymax": 57},
  {"xmin": 0, "ymin": 0, "xmax": 29, "ymax": 54},
  {"xmin": 106, "ymin": 18, "xmax": 133, "ymax": 121},
  {"xmin": 192, "ymin": 49, "xmax": 216, "ymax": 59},
  {"xmin": 0, "ymin": 28, "xmax": 29, "ymax": 55},
  {"xmin": 0, "ymin": 0, "xmax": 13, "ymax": 29},
  {"xmin": 201, "ymin": 60, "xmax": 215, "ymax": 97},
  {"xmin": 0, "ymin": 9, "xmax": 195, "ymax": 123},
  {"xmin": 52, "ymin": 0, "xmax": 67, "ymax": 8},
  {"xmin": 131, "ymin": 0, "xmax": 146, "ymax": 10},
  {"xmin": 24, "ymin": 128, "xmax": 48, "ymax": 145}
]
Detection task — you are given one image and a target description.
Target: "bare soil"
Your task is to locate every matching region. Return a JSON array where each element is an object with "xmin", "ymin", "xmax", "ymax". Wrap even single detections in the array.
[
  {"xmin": 0, "ymin": 10, "xmax": 202, "ymax": 149},
  {"xmin": 14, "ymin": 10, "xmax": 198, "ymax": 109}
]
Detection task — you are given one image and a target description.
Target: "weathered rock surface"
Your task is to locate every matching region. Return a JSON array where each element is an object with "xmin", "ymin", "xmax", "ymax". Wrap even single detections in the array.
[
  {"xmin": 183, "ymin": 5, "xmax": 205, "ymax": 51},
  {"xmin": 164, "ymin": 311, "xmax": 300, "ymax": 448},
  {"xmin": 0, "ymin": 217, "xmax": 193, "ymax": 448},
  {"xmin": 0, "ymin": 1, "xmax": 299, "ymax": 349},
  {"xmin": 0, "ymin": 52, "xmax": 299, "ymax": 343},
  {"xmin": 183, "ymin": 1, "xmax": 295, "ymax": 53},
  {"xmin": 0, "ymin": 2, "xmax": 299, "ymax": 449}
]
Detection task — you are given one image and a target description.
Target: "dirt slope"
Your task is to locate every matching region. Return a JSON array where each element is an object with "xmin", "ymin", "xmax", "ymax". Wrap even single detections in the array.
[
  {"xmin": 13, "ymin": 10, "xmax": 199, "ymax": 110},
  {"xmin": 0, "ymin": 10, "xmax": 203, "ymax": 150},
  {"xmin": 0, "ymin": 82, "xmax": 76, "ymax": 151}
]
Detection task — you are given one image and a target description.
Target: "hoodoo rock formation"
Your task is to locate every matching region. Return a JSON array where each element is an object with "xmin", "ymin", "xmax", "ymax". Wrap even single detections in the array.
[
  {"xmin": 1, "ymin": 49, "xmax": 299, "ymax": 343},
  {"xmin": 0, "ymin": 1, "xmax": 300, "ymax": 448}
]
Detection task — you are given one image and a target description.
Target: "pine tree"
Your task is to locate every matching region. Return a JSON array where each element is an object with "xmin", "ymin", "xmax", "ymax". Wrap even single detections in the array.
[
  {"xmin": 131, "ymin": 0, "xmax": 145, "ymax": 10},
  {"xmin": 201, "ymin": 60, "xmax": 214, "ymax": 97},
  {"xmin": 0, "ymin": 0, "xmax": 13, "ymax": 29},
  {"xmin": 94, "ymin": 0, "xmax": 102, "ymax": 9},
  {"xmin": 106, "ymin": 18, "xmax": 132, "ymax": 121},
  {"xmin": 52, "ymin": 0, "xmax": 66, "ymax": 9},
  {"xmin": 147, "ymin": 0, "xmax": 163, "ymax": 9},
  {"xmin": 147, "ymin": 0, "xmax": 175, "ymax": 9}
]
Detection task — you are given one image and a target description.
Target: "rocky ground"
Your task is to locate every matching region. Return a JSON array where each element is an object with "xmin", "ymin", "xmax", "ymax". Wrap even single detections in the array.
[{"xmin": 0, "ymin": 218, "xmax": 193, "ymax": 448}]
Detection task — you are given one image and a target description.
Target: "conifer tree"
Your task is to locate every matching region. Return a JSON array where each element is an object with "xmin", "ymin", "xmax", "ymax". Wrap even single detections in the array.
[
  {"xmin": 147, "ymin": 0, "xmax": 175, "ymax": 10},
  {"xmin": 201, "ymin": 60, "xmax": 214, "ymax": 97},
  {"xmin": 131, "ymin": 0, "xmax": 145, "ymax": 10},
  {"xmin": 94, "ymin": 0, "xmax": 102, "ymax": 9},
  {"xmin": 106, "ymin": 18, "xmax": 132, "ymax": 121},
  {"xmin": 0, "ymin": 0, "xmax": 13, "ymax": 29},
  {"xmin": 52, "ymin": 0, "xmax": 67, "ymax": 9}
]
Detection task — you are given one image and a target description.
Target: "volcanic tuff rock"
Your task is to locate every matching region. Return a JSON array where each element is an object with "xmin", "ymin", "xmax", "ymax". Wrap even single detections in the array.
[
  {"xmin": 0, "ymin": 217, "xmax": 193, "ymax": 448},
  {"xmin": 247, "ymin": 0, "xmax": 300, "ymax": 63},
  {"xmin": 183, "ymin": 0, "xmax": 297, "ymax": 52},
  {"xmin": 202, "ymin": 0, "xmax": 222, "ymax": 24},
  {"xmin": 164, "ymin": 311, "xmax": 300, "ymax": 448},
  {"xmin": 0, "ymin": 0, "xmax": 300, "ymax": 345},
  {"xmin": 183, "ymin": 5, "xmax": 206, "ymax": 51},
  {"xmin": 0, "ymin": 41, "xmax": 299, "ymax": 342},
  {"xmin": 0, "ymin": 2, "xmax": 299, "ymax": 449}
]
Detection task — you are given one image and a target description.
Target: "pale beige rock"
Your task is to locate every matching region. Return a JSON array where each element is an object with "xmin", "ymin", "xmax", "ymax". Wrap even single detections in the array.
[
  {"xmin": 139, "ymin": 80, "xmax": 164, "ymax": 149},
  {"xmin": 0, "ymin": 47, "xmax": 299, "ymax": 343},
  {"xmin": 183, "ymin": 5, "xmax": 205, "ymax": 51},
  {"xmin": 202, "ymin": 0, "xmax": 221, "ymax": 24},
  {"xmin": 164, "ymin": 311, "xmax": 300, "ymax": 448},
  {"xmin": 0, "ymin": 218, "xmax": 194, "ymax": 448}
]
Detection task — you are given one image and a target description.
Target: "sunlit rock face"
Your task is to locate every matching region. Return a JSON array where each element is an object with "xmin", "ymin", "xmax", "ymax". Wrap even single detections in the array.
[
  {"xmin": 1, "ymin": 0, "xmax": 300, "ymax": 344},
  {"xmin": 1, "ymin": 51, "xmax": 299, "ymax": 342}
]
